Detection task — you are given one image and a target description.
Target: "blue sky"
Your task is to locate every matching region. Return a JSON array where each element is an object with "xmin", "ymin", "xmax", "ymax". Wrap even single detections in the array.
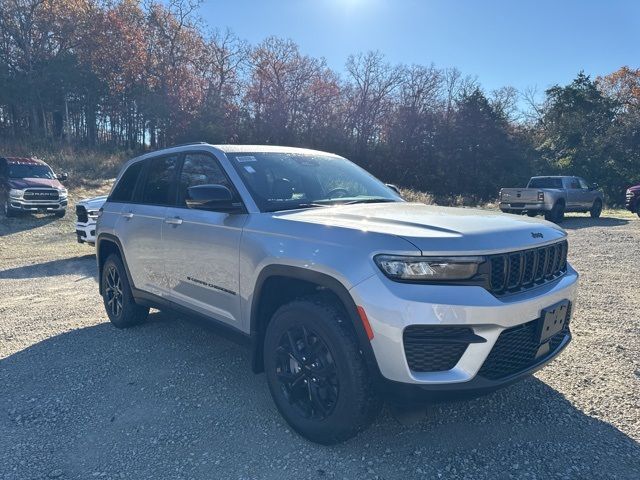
[{"xmin": 198, "ymin": 0, "xmax": 640, "ymax": 96}]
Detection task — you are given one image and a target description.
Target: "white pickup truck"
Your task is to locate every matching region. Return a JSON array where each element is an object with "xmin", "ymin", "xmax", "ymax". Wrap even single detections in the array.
[{"xmin": 499, "ymin": 176, "xmax": 604, "ymax": 223}]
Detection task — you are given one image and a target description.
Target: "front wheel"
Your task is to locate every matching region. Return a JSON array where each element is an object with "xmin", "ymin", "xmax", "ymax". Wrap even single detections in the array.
[
  {"xmin": 526, "ymin": 211, "xmax": 538, "ymax": 217},
  {"xmin": 263, "ymin": 296, "xmax": 381, "ymax": 444},
  {"xmin": 101, "ymin": 254, "xmax": 149, "ymax": 328},
  {"xmin": 3, "ymin": 199, "xmax": 17, "ymax": 217},
  {"xmin": 590, "ymin": 200, "xmax": 602, "ymax": 218}
]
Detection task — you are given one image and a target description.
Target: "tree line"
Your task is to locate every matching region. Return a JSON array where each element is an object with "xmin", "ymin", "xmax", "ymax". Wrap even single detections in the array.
[{"xmin": 1, "ymin": 0, "xmax": 639, "ymax": 202}]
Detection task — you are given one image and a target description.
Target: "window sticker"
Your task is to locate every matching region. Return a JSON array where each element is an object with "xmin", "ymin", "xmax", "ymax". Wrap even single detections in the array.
[
  {"xmin": 244, "ymin": 165, "xmax": 256, "ymax": 174},
  {"xmin": 236, "ymin": 155, "xmax": 257, "ymax": 163}
]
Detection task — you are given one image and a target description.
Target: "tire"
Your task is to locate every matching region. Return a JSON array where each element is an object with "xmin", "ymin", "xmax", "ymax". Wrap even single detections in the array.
[
  {"xmin": 263, "ymin": 295, "xmax": 381, "ymax": 444},
  {"xmin": 101, "ymin": 254, "xmax": 149, "ymax": 328},
  {"xmin": 590, "ymin": 199, "xmax": 602, "ymax": 218},
  {"xmin": 54, "ymin": 209, "xmax": 66, "ymax": 218},
  {"xmin": 637, "ymin": 204, "xmax": 640, "ymax": 219},
  {"xmin": 3, "ymin": 198, "xmax": 17, "ymax": 217},
  {"xmin": 545, "ymin": 202, "xmax": 565, "ymax": 223},
  {"xmin": 526, "ymin": 211, "xmax": 537, "ymax": 217}
]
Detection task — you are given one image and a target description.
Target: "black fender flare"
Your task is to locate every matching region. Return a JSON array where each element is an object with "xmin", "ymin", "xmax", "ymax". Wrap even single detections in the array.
[
  {"xmin": 96, "ymin": 233, "xmax": 135, "ymax": 295},
  {"xmin": 249, "ymin": 265, "xmax": 381, "ymax": 379}
]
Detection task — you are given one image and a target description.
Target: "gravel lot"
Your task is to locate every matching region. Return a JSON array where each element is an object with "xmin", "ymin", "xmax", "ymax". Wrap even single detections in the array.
[{"xmin": 1, "ymin": 204, "xmax": 639, "ymax": 480}]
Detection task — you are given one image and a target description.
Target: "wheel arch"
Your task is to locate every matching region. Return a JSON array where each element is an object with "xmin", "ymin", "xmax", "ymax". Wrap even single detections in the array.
[
  {"xmin": 249, "ymin": 265, "xmax": 380, "ymax": 379},
  {"xmin": 96, "ymin": 234, "xmax": 134, "ymax": 295}
]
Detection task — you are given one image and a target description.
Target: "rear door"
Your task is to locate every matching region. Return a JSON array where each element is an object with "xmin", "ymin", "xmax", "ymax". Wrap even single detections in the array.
[
  {"xmin": 116, "ymin": 154, "xmax": 179, "ymax": 296},
  {"xmin": 162, "ymin": 152, "xmax": 247, "ymax": 326}
]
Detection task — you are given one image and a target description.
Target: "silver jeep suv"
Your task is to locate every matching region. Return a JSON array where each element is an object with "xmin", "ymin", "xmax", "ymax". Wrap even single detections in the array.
[{"xmin": 96, "ymin": 143, "xmax": 578, "ymax": 444}]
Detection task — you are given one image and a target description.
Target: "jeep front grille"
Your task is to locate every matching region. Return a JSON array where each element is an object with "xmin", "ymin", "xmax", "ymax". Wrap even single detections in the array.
[{"xmin": 488, "ymin": 241, "xmax": 568, "ymax": 295}]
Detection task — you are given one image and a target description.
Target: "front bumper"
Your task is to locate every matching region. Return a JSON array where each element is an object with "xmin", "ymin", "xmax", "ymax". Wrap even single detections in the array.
[
  {"xmin": 76, "ymin": 221, "xmax": 97, "ymax": 244},
  {"xmin": 9, "ymin": 198, "xmax": 67, "ymax": 212},
  {"xmin": 349, "ymin": 264, "xmax": 578, "ymax": 390},
  {"xmin": 625, "ymin": 193, "xmax": 638, "ymax": 212}
]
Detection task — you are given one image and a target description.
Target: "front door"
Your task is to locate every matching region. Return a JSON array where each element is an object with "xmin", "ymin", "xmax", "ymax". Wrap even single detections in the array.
[{"xmin": 162, "ymin": 152, "xmax": 247, "ymax": 326}]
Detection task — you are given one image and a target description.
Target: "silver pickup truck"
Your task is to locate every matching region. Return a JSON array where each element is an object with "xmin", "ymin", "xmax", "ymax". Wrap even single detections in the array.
[{"xmin": 499, "ymin": 176, "xmax": 604, "ymax": 223}]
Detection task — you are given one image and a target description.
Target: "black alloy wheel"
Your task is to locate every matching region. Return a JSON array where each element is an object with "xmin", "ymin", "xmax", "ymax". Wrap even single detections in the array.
[{"xmin": 275, "ymin": 324, "xmax": 339, "ymax": 420}]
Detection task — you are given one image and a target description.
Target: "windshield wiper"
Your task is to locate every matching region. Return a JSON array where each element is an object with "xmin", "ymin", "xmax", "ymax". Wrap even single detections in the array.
[
  {"xmin": 334, "ymin": 198, "xmax": 399, "ymax": 205},
  {"xmin": 266, "ymin": 203, "xmax": 330, "ymax": 212}
]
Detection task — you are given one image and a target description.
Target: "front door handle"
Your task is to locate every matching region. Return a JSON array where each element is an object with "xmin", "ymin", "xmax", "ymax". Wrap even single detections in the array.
[
  {"xmin": 122, "ymin": 212, "xmax": 134, "ymax": 220},
  {"xmin": 164, "ymin": 217, "xmax": 183, "ymax": 225}
]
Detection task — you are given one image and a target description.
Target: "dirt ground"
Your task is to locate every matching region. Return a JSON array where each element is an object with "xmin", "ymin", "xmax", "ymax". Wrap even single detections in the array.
[{"xmin": 1, "ymin": 197, "xmax": 639, "ymax": 479}]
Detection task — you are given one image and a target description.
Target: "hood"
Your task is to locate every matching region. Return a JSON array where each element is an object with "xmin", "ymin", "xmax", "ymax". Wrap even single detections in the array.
[
  {"xmin": 8, "ymin": 177, "xmax": 64, "ymax": 190},
  {"xmin": 78, "ymin": 195, "xmax": 108, "ymax": 209},
  {"xmin": 629, "ymin": 184, "xmax": 640, "ymax": 192},
  {"xmin": 275, "ymin": 202, "xmax": 566, "ymax": 255}
]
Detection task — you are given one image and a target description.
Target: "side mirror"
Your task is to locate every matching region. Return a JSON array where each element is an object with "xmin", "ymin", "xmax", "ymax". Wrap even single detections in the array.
[
  {"xmin": 186, "ymin": 184, "xmax": 241, "ymax": 212},
  {"xmin": 386, "ymin": 183, "xmax": 401, "ymax": 195},
  {"xmin": 590, "ymin": 183, "xmax": 599, "ymax": 191},
  {"xmin": 57, "ymin": 172, "xmax": 68, "ymax": 181}
]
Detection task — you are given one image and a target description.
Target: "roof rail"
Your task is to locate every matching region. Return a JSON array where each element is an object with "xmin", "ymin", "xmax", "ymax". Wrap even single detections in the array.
[{"xmin": 167, "ymin": 141, "xmax": 209, "ymax": 148}]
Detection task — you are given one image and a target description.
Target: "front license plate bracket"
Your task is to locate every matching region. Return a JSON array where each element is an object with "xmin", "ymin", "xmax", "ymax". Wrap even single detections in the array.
[{"xmin": 538, "ymin": 300, "xmax": 570, "ymax": 344}]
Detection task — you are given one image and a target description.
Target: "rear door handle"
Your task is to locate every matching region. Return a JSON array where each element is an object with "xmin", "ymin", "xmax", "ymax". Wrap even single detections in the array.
[
  {"xmin": 122, "ymin": 212, "xmax": 134, "ymax": 219},
  {"xmin": 164, "ymin": 217, "xmax": 183, "ymax": 225}
]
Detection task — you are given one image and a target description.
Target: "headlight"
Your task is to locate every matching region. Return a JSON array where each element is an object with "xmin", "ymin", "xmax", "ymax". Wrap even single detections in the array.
[
  {"xmin": 374, "ymin": 255, "xmax": 484, "ymax": 281},
  {"xmin": 87, "ymin": 210, "xmax": 99, "ymax": 219},
  {"xmin": 58, "ymin": 188, "xmax": 68, "ymax": 197},
  {"xmin": 9, "ymin": 189, "xmax": 24, "ymax": 198}
]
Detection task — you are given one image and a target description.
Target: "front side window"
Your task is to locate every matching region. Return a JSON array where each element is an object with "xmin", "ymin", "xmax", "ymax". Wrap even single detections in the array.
[
  {"xmin": 141, "ymin": 155, "xmax": 178, "ymax": 205},
  {"xmin": 110, "ymin": 161, "xmax": 144, "ymax": 203},
  {"xmin": 178, "ymin": 153, "xmax": 232, "ymax": 207},
  {"xmin": 578, "ymin": 178, "xmax": 589, "ymax": 189},
  {"xmin": 8, "ymin": 164, "xmax": 54, "ymax": 179},
  {"xmin": 227, "ymin": 152, "xmax": 400, "ymax": 212},
  {"xmin": 567, "ymin": 178, "xmax": 581, "ymax": 189}
]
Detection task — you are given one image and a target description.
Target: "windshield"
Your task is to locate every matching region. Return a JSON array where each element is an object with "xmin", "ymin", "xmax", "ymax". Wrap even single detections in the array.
[
  {"xmin": 227, "ymin": 152, "xmax": 401, "ymax": 212},
  {"xmin": 8, "ymin": 164, "xmax": 55, "ymax": 179},
  {"xmin": 528, "ymin": 177, "xmax": 563, "ymax": 189}
]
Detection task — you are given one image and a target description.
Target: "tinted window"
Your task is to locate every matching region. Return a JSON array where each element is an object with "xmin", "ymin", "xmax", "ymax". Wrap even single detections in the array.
[
  {"xmin": 178, "ymin": 153, "xmax": 231, "ymax": 207},
  {"xmin": 528, "ymin": 177, "xmax": 563, "ymax": 189},
  {"xmin": 141, "ymin": 155, "xmax": 178, "ymax": 205},
  {"xmin": 110, "ymin": 161, "xmax": 144, "ymax": 202},
  {"xmin": 568, "ymin": 178, "xmax": 580, "ymax": 189},
  {"xmin": 578, "ymin": 178, "xmax": 589, "ymax": 189}
]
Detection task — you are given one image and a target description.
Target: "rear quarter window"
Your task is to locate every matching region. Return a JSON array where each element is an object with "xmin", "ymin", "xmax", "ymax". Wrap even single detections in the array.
[{"xmin": 110, "ymin": 161, "xmax": 144, "ymax": 203}]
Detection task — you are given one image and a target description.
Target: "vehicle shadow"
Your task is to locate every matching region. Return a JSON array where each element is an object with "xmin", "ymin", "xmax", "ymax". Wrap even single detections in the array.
[
  {"xmin": 0, "ymin": 254, "xmax": 96, "ymax": 280},
  {"xmin": 561, "ymin": 216, "xmax": 630, "ymax": 230},
  {"xmin": 0, "ymin": 213, "xmax": 60, "ymax": 237},
  {"xmin": 1, "ymin": 312, "xmax": 638, "ymax": 479}
]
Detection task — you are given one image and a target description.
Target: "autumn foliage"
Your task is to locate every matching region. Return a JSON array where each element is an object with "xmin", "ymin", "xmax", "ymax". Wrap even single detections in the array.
[{"xmin": 0, "ymin": 1, "xmax": 638, "ymax": 202}]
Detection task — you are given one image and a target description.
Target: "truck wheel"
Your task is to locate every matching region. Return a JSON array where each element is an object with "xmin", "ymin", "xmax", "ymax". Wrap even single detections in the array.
[
  {"xmin": 263, "ymin": 295, "xmax": 381, "ymax": 444},
  {"xmin": 101, "ymin": 254, "xmax": 149, "ymax": 328},
  {"xmin": 545, "ymin": 202, "xmax": 565, "ymax": 223},
  {"xmin": 526, "ymin": 211, "xmax": 537, "ymax": 217},
  {"xmin": 590, "ymin": 199, "xmax": 602, "ymax": 218},
  {"xmin": 3, "ymin": 199, "xmax": 17, "ymax": 217}
]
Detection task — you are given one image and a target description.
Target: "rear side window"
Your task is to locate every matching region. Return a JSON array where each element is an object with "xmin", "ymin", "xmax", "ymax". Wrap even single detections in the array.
[
  {"xmin": 141, "ymin": 155, "xmax": 179, "ymax": 205},
  {"xmin": 178, "ymin": 153, "xmax": 232, "ymax": 207},
  {"xmin": 110, "ymin": 161, "xmax": 144, "ymax": 202}
]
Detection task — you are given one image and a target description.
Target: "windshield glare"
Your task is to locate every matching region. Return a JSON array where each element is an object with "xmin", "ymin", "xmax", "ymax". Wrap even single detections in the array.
[
  {"xmin": 9, "ymin": 164, "xmax": 55, "ymax": 179},
  {"xmin": 227, "ymin": 152, "xmax": 401, "ymax": 211},
  {"xmin": 528, "ymin": 177, "xmax": 563, "ymax": 189}
]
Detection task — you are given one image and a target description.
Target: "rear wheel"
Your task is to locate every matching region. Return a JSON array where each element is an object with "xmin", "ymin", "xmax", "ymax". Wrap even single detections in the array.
[
  {"xmin": 590, "ymin": 199, "xmax": 602, "ymax": 218},
  {"xmin": 526, "ymin": 211, "xmax": 537, "ymax": 217},
  {"xmin": 263, "ymin": 295, "xmax": 381, "ymax": 444},
  {"xmin": 545, "ymin": 202, "xmax": 565, "ymax": 223},
  {"xmin": 101, "ymin": 254, "xmax": 149, "ymax": 328}
]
